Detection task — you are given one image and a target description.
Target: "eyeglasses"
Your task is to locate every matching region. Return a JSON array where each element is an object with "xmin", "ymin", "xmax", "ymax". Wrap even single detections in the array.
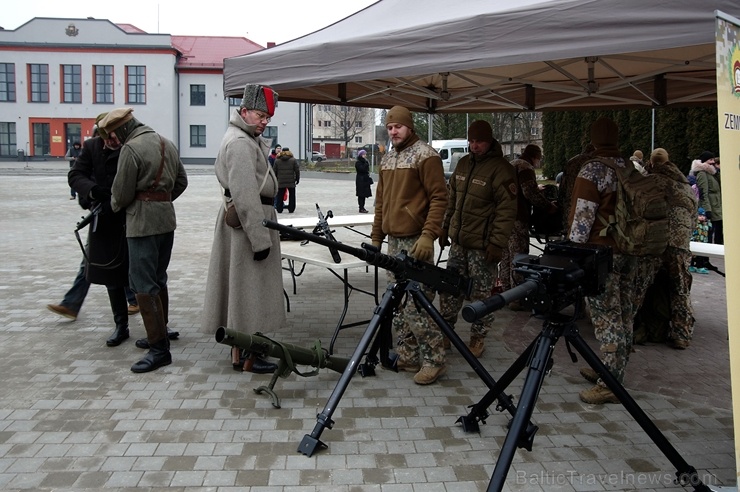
[{"xmin": 248, "ymin": 110, "xmax": 271, "ymax": 123}]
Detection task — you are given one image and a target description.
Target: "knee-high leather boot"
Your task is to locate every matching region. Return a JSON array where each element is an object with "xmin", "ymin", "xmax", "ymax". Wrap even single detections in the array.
[
  {"xmin": 106, "ymin": 286, "xmax": 129, "ymax": 347},
  {"xmin": 131, "ymin": 293, "xmax": 171, "ymax": 373},
  {"xmin": 135, "ymin": 286, "xmax": 179, "ymax": 349}
]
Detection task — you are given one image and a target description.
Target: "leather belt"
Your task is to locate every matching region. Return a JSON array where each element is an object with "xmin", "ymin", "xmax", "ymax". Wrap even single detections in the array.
[{"xmin": 135, "ymin": 190, "xmax": 171, "ymax": 202}]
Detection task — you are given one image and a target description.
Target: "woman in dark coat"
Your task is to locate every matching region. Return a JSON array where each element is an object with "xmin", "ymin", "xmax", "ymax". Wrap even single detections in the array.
[
  {"xmin": 68, "ymin": 128, "xmax": 131, "ymax": 347},
  {"xmin": 355, "ymin": 150, "xmax": 373, "ymax": 213}
]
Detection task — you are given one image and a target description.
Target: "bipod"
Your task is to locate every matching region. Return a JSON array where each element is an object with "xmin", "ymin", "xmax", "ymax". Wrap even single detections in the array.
[{"xmin": 481, "ymin": 310, "xmax": 712, "ymax": 492}]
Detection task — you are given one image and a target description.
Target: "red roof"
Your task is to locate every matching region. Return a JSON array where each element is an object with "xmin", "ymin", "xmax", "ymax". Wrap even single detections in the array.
[{"xmin": 172, "ymin": 36, "xmax": 264, "ymax": 70}]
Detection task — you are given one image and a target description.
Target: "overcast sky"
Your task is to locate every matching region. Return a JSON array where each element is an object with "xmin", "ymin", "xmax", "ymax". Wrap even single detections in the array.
[{"xmin": 3, "ymin": 0, "xmax": 378, "ymax": 47}]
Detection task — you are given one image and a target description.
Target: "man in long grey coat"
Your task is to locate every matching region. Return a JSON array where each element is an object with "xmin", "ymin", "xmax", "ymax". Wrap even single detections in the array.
[{"xmin": 200, "ymin": 84, "xmax": 284, "ymax": 374}]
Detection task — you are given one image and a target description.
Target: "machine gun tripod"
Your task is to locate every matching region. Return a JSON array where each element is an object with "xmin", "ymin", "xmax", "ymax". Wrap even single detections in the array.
[
  {"xmin": 460, "ymin": 244, "xmax": 712, "ymax": 492},
  {"xmin": 263, "ymin": 219, "xmax": 538, "ymax": 458}
]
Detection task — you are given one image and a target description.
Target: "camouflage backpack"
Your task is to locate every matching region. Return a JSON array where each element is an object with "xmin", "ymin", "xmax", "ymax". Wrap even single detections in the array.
[{"xmin": 596, "ymin": 158, "xmax": 669, "ymax": 256}]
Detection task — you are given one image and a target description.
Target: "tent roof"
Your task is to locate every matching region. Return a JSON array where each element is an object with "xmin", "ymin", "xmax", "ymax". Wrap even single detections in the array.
[{"xmin": 223, "ymin": 0, "xmax": 739, "ymax": 113}]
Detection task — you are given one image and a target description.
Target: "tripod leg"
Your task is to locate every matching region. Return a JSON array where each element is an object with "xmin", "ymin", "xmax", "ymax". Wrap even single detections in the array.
[
  {"xmin": 408, "ymin": 286, "xmax": 527, "ymax": 431},
  {"xmin": 298, "ymin": 282, "xmax": 404, "ymax": 457},
  {"xmin": 566, "ymin": 326, "xmax": 711, "ymax": 490},
  {"xmin": 488, "ymin": 321, "xmax": 561, "ymax": 492}
]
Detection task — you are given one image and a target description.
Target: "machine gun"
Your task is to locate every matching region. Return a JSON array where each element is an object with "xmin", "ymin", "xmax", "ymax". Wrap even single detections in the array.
[
  {"xmin": 311, "ymin": 203, "xmax": 342, "ymax": 263},
  {"xmin": 265, "ymin": 219, "xmax": 472, "ymax": 297},
  {"xmin": 215, "ymin": 327, "xmax": 350, "ymax": 408}
]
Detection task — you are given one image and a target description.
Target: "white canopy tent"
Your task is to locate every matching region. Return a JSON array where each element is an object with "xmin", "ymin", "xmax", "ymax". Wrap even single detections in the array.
[{"xmin": 223, "ymin": 0, "xmax": 739, "ymax": 113}]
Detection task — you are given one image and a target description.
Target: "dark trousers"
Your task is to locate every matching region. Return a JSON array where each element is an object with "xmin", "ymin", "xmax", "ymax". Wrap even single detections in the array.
[
  {"xmin": 127, "ymin": 232, "xmax": 174, "ymax": 296},
  {"xmin": 276, "ymin": 187, "xmax": 296, "ymax": 213}
]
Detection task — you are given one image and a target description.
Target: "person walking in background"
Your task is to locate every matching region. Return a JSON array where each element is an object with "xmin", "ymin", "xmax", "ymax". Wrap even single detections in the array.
[
  {"xmin": 438, "ymin": 120, "xmax": 517, "ymax": 357},
  {"xmin": 689, "ymin": 151, "xmax": 721, "ymax": 271},
  {"xmin": 500, "ymin": 144, "xmax": 557, "ymax": 304},
  {"xmin": 274, "ymin": 147, "xmax": 300, "ymax": 214},
  {"xmin": 567, "ymin": 116, "xmax": 638, "ymax": 405},
  {"xmin": 268, "ymin": 144, "xmax": 281, "ymax": 167},
  {"xmin": 99, "ymin": 107, "xmax": 188, "ymax": 373},
  {"xmin": 371, "ymin": 105, "xmax": 449, "ymax": 385},
  {"xmin": 65, "ymin": 141, "xmax": 82, "ymax": 199},
  {"xmin": 355, "ymin": 149, "xmax": 373, "ymax": 213},
  {"xmin": 200, "ymin": 83, "xmax": 282, "ymax": 375}
]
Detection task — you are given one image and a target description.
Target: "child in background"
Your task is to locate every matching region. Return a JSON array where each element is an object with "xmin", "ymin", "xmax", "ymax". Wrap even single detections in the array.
[{"xmin": 689, "ymin": 207, "xmax": 711, "ymax": 274}]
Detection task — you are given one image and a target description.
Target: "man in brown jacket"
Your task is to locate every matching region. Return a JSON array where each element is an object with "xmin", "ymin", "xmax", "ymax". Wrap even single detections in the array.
[
  {"xmin": 371, "ymin": 106, "xmax": 449, "ymax": 385},
  {"xmin": 101, "ymin": 108, "xmax": 188, "ymax": 373}
]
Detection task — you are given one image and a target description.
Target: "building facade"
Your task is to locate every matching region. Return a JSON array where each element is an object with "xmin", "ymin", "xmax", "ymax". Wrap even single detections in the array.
[{"xmin": 0, "ymin": 17, "xmax": 306, "ymax": 164}]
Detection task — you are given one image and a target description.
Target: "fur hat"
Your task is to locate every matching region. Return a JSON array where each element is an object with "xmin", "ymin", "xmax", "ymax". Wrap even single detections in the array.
[
  {"xmin": 98, "ymin": 108, "xmax": 134, "ymax": 134},
  {"xmin": 385, "ymin": 106, "xmax": 414, "ymax": 130},
  {"xmin": 590, "ymin": 117, "xmax": 619, "ymax": 153},
  {"xmin": 467, "ymin": 120, "xmax": 494, "ymax": 144},
  {"xmin": 631, "ymin": 150, "xmax": 643, "ymax": 161},
  {"xmin": 699, "ymin": 151, "xmax": 715, "ymax": 163},
  {"xmin": 650, "ymin": 148, "xmax": 669, "ymax": 165},
  {"xmin": 358, "ymin": 149, "xmax": 367, "ymax": 157},
  {"xmin": 240, "ymin": 84, "xmax": 278, "ymax": 117}
]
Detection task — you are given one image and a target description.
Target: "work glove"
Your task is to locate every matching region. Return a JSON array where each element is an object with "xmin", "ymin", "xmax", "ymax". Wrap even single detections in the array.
[
  {"xmin": 438, "ymin": 230, "xmax": 450, "ymax": 248},
  {"xmin": 409, "ymin": 233, "xmax": 434, "ymax": 263},
  {"xmin": 91, "ymin": 185, "xmax": 112, "ymax": 201},
  {"xmin": 253, "ymin": 248, "xmax": 270, "ymax": 261},
  {"xmin": 705, "ymin": 210, "xmax": 713, "ymax": 221},
  {"xmin": 485, "ymin": 244, "xmax": 503, "ymax": 264}
]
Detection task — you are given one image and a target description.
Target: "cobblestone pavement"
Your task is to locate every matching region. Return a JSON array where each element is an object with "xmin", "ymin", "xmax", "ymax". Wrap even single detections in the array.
[{"xmin": 0, "ymin": 160, "xmax": 734, "ymax": 491}]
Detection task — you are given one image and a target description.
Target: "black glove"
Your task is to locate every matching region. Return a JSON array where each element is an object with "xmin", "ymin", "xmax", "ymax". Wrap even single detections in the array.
[
  {"xmin": 91, "ymin": 185, "xmax": 112, "ymax": 201},
  {"xmin": 254, "ymin": 248, "xmax": 270, "ymax": 261},
  {"xmin": 705, "ymin": 211, "xmax": 713, "ymax": 221}
]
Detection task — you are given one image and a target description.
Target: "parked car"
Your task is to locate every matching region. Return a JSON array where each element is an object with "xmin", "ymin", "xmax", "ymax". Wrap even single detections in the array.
[{"xmin": 311, "ymin": 151, "xmax": 327, "ymax": 162}]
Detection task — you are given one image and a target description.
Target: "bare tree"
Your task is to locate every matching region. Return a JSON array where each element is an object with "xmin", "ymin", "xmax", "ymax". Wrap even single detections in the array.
[{"xmin": 316, "ymin": 105, "xmax": 376, "ymax": 157}]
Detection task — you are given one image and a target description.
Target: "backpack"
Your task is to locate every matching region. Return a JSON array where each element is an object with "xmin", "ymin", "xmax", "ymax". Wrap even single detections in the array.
[{"xmin": 596, "ymin": 158, "xmax": 669, "ymax": 256}]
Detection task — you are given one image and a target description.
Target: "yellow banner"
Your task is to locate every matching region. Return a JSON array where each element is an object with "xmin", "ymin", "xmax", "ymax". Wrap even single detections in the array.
[{"xmin": 716, "ymin": 11, "xmax": 740, "ymax": 482}]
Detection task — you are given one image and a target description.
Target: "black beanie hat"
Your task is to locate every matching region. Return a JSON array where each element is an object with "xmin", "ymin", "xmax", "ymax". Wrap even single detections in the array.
[
  {"xmin": 467, "ymin": 120, "xmax": 494, "ymax": 144},
  {"xmin": 699, "ymin": 151, "xmax": 715, "ymax": 163}
]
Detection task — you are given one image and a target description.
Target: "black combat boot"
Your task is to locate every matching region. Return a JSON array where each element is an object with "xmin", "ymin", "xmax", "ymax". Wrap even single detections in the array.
[{"xmin": 106, "ymin": 287, "xmax": 130, "ymax": 347}]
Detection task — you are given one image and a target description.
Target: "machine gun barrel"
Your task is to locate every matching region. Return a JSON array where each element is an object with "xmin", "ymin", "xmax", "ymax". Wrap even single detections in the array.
[
  {"xmin": 215, "ymin": 326, "xmax": 349, "ymax": 374},
  {"xmin": 263, "ymin": 219, "xmax": 472, "ymax": 297},
  {"xmin": 462, "ymin": 279, "xmax": 539, "ymax": 323}
]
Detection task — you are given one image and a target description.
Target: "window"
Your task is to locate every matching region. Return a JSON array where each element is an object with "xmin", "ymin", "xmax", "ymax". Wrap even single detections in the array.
[
  {"xmin": 0, "ymin": 122, "xmax": 16, "ymax": 157},
  {"xmin": 190, "ymin": 84, "xmax": 205, "ymax": 106},
  {"xmin": 126, "ymin": 65, "xmax": 146, "ymax": 104},
  {"xmin": 29, "ymin": 64, "xmax": 49, "ymax": 102},
  {"xmin": 32, "ymin": 122, "xmax": 50, "ymax": 155},
  {"xmin": 355, "ymin": 121, "xmax": 363, "ymax": 128},
  {"xmin": 324, "ymin": 121, "xmax": 331, "ymax": 127},
  {"xmin": 62, "ymin": 64, "xmax": 82, "ymax": 103},
  {"xmin": 190, "ymin": 125, "xmax": 206, "ymax": 147},
  {"xmin": 355, "ymin": 136, "xmax": 363, "ymax": 143},
  {"xmin": 262, "ymin": 126, "xmax": 278, "ymax": 150},
  {"xmin": 0, "ymin": 64, "xmax": 16, "ymax": 102},
  {"xmin": 228, "ymin": 97, "xmax": 240, "ymax": 107},
  {"xmin": 317, "ymin": 121, "xmax": 322, "ymax": 127},
  {"xmin": 530, "ymin": 126, "xmax": 539, "ymax": 136},
  {"xmin": 94, "ymin": 65, "xmax": 114, "ymax": 104}
]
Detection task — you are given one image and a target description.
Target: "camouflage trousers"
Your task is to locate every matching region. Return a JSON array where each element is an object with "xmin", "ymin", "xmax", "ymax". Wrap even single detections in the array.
[
  {"xmin": 439, "ymin": 243, "xmax": 497, "ymax": 338},
  {"xmin": 633, "ymin": 248, "xmax": 694, "ymax": 342},
  {"xmin": 587, "ymin": 253, "xmax": 638, "ymax": 386},
  {"xmin": 386, "ymin": 235, "xmax": 445, "ymax": 367},
  {"xmin": 499, "ymin": 220, "xmax": 530, "ymax": 291}
]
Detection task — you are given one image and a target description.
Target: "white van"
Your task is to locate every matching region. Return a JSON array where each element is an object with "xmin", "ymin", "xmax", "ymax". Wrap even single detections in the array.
[{"xmin": 432, "ymin": 139, "xmax": 468, "ymax": 173}]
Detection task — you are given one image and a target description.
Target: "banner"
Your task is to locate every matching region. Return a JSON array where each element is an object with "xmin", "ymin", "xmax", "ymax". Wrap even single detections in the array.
[{"xmin": 716, "ymin": 10, "xmax": 740, "ymax": 482}]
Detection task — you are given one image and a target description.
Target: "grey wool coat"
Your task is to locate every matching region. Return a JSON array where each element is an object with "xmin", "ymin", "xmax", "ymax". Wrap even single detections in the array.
[{"xmin": 200, "ymin": 109, "xmax": 286, "ymax": 336}]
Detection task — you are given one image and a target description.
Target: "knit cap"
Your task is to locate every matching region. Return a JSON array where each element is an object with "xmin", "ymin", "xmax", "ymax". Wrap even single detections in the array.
[
  {"xmin": 699, "ymin": 151, "xmax": 714, "ymax": 163},
  {"xmin": 590, "ymin": 117, "xmax": 619, "ymax": 153},
  {"xmin": 650, "ymin": 148, "xmax": 669, "ymax": 165},
  {"xmin": 467, "ymin": 120, "xmax": 493, "ymax": 144},
  {"xmin": 385, "ymin": 106, "xmax": 414, "ymax": 130}
]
